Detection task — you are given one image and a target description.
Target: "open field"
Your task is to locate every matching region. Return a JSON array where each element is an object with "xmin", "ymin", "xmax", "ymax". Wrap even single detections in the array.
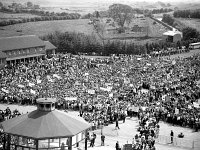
[
  {"xmin": 0, "ymin": 17, "xmax": 166, "ymax": 45},
  {"xmin": 175, "ymin": 18, "xmax": 200, "ymax": 32},
  {"xmin": 0, "ymin": 12, "xmax": 40, "ymax": 21},
  {"xmin": 0, "ymin": 19, "xmax": 95, "ymax": 38}
]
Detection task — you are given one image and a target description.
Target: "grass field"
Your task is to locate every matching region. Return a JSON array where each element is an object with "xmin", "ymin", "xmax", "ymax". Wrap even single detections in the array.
[
  {"xmin": 0, "ymin": 12, "xmax": 40, "ymax": 21},
  {"xmin": 0, "ymin": 17, "xmax": 166, "ymax": 45},
  {"xmin": 0, "ymin": 19, "xmax": 95, "ymax": 38},
  {"xmin": 175, "ymin": 18, "xmax": 200, "ymax": 32}
]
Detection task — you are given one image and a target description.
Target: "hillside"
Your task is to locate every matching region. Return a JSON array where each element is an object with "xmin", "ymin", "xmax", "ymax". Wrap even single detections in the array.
[{"xmin": 0, "ymin": 19, "xmax": 95, "ymax": 38}]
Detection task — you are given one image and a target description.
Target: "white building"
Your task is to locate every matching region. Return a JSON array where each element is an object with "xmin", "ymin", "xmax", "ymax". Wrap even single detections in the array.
[{"xmin": 162, "ymin": 30, "xmax": 182, "ymax": 43}]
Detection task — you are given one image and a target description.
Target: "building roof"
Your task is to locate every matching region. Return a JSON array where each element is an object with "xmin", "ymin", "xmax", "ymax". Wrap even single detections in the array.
[
  {"xmin": 0, "ymin": 35, "xmax": 45, "ymax": 52},
  {"xmin": 0, "ymin": 51, "xmax": 7, "ymax": 58},
  {"xmin": 44, "ymin": 41, "xmax": 56, "ymax": 50},
  {"xmin": 1, "ymin": 109, "xmax": 91, "ymax": 139},
  {"xmin": 163, "ymin": 30, "xmax": 182, "ymax": 37}
]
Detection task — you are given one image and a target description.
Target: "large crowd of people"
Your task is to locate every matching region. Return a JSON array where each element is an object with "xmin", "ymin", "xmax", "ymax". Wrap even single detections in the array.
[{"xmin": 0, "ymin": 52, "xmax": 200, "ymax": 149}]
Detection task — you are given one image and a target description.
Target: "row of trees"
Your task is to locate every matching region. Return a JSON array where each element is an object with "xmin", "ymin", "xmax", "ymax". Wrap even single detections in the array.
[
  {"xmin": 152, "ymin": 8, "xmax": 173, "ymax": 14},
  {"xmin": 0, "ymin": 6, "xmax": 81, "ymax": 17},
  {"xmin": 162, "ymin": 14, "xmax": 175, "ymax": 26},
  {"xmin": 0, "ymin": 13, "xmax": 81, "ymax": 26},
  {"xmin": 40, "ymin": 31, "xmax": 190, "ymax": 56},
  {"xmin": 173, "ymin": 10, "xmax": 200, "ymax": 19},
  {"xmin": 82, "ymin": 6, "xmax": 173, "ymax": 19}
]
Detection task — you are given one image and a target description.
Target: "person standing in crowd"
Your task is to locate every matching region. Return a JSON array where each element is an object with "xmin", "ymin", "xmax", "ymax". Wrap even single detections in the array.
[
  {"xmin": 122, "ymin": 111, "xmax": 126, "ymax": 123},
  {"xmin": 60, "ymin": 143, "xmax": 65, "ymax": 150},
  {"xmin": 93, "ymin": 132, "xmax": 96, "ymax": 147},
  {"xmin": 170, "ymin": 130, "xmax": 174, "ymax": 144},
  {"xmin": 90, "ymin": 133, "xmax": 94, "ymax": 147},
  {"xmin": 101, "ymin": 133, "xmax": 105, "ymax": 146},
  {"xmin": 115, "ymin": 118, "xmax": 120, "ymax": 129},
  {"xmin": 115, "ymin": 141, "xmax": 120, "ymax": 150}
]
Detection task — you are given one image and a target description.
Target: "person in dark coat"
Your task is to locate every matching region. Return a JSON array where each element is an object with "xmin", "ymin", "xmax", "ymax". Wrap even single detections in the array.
[
  {"xmin": 115, "ymin": 141, "xmax": 120, "ymax": 150},
  {"xmin": 170, "ymin": 130, "xmax": 174, "ymax": 143},
  {"xmin": 115, "ymin": 118, "xmax": 120, "ymax": 129},
  {"xmin": 101, "ymin": 133, "xmax": 105, "ymax": 146}
]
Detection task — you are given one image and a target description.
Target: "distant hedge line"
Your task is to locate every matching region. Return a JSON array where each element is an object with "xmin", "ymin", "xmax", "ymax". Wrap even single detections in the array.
[
  {"xmin": 0, "ymin": 14, "xmax": 81, "ymax": 26},
  {"xmin": 174, "ymin": 9, "xmax": 200, "ymax": 19},
  {"xmin": 40, "ymin": 31, "xmax": 191, "ymax": 56}
]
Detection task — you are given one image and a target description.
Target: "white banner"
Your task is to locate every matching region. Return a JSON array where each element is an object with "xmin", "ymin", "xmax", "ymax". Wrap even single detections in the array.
[
  {"xmin": 64, "ymin": 97, "xmax": 77, "ymax": 101},
  {"xmin": 175, "ymin": 108, "xmax": 179, "ymax": 114},
  {"xmin": 109, "ymin": 93, "xmax": 113, "ymax": 97},
  {"xmin": 198, "ymin": 99, "xmax": 200, "ymax": 104},
  {"xmin": 2, "ymin": 88, "xmax": 9, "ymax": 93},
  {"xmin": 131, "ymin": 106, "xmax": 139, "ymax": 112},
  {"xmin": 53, "ymin": 74, "xmax": 62, "ymax": 79},
  {"xmin": 193, "ymin": 102, "xmax": 199, "ymax": 108},
  {"xmin": 18, "ymin": 84, "xmax": 25, "ymax": 88},
  {"xmin": 30, "ymin": 89, "xmax": 36, "ymax": 94},
  {"xmin": 28, "ymin": 82, "xmax": 35, "ymax": 87},
  {"xmin": 88, "ymin": 89, "xmax": 95, "ymax": 94},
  {"xmin": 37, "ymin": 80, "xmax": 42, "ymax": 84},
  {"xmin": 100, "ymin": 87, "xmax": 111, "ymax": 92}
]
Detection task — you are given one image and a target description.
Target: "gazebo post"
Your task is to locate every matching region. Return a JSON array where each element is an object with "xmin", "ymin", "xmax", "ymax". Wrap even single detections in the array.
[
  {"xmin": 35, "ymin": 139, "xmax": 38, "ymax": 150},
  {"xmin": 3, "ymin": 134, "xmax": 6, "ymax": 150},
  {"xmin": 7, "ymin": 134, "xmax": 11, "ymax": 150},
  {"xmin": 68, "ymin": 137, "xmax": 72, "ymax": 150},
  {"xmin": 59, "ymin": 138, "xmax": 61, "ymax": 147},
  {"xmin": 85, "ymin": 137, "xmax": 87, "ymax": 150},
  {"xmin": 85, "ymin": 130, "xmax": 88, "ymax": 150},
  {"xmin": 48, "ymin": 139, "xmax": 50, "ymax": 148}
]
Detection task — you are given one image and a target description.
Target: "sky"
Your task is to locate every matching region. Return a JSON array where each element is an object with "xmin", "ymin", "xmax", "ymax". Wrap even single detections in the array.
[
  {"xmin": 10, "ymin": 0, "xmax": 199, "ymax": 4},
  {"xmin": 40, "ymin": 0, "xmax": 199, "ymax": 3},
  {"xmin": 4, "ymin": 0, "xmax": 200, "ymax": 6}
]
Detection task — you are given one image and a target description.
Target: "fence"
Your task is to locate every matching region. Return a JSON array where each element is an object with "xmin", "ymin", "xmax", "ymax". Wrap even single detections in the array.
[
  {"xmin": 149, "ymin": 16, "xmax": 174, "ymax": 31},
  {"xmin": 156, "ymin": 135, "xmax": 200, "ymax": 149}
]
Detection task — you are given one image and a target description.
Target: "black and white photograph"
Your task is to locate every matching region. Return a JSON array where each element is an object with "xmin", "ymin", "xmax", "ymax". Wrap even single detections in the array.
[{"xmin": 0, "ymin": 0, "xmax": 200, "ymax": 150}]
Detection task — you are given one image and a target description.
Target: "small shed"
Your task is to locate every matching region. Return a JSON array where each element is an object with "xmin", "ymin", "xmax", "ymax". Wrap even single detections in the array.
[{"xmin": 162, "ymin": 30, "xmax": 182, "ymax": 43}]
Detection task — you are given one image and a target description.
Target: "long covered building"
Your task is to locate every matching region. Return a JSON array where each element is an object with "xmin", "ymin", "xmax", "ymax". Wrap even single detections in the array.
[{"xmin": 0, "ymin": 35, "xmax": 56, "ymax": 67}]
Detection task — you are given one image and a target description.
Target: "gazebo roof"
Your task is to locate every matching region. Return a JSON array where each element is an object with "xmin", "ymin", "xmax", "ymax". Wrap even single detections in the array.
[{"xmin": 1, "ymin": 109, "xmax": 91, "ymax": 139}]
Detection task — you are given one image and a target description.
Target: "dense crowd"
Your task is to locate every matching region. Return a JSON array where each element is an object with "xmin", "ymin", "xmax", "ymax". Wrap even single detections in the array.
[{"xmin": 1, "ymin": 52, "xmax": 200, "ymax": 134}]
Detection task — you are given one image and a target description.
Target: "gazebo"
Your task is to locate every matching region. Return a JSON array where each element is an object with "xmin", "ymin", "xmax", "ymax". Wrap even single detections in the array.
[{"xmin": 0, "ymin": 98, "xmax": 91, "ymax": 150}]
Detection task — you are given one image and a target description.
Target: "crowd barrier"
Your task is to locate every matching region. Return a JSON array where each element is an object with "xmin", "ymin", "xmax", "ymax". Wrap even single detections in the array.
[{"xmin": 155, "ymin": 135, "xmax": 200, "ymax": 149}]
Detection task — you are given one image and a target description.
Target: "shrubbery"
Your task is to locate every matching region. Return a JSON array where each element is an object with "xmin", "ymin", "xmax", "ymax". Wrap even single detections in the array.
[
  {"xmin": 40, "ymin": 31, "xmax": 186, "ymax": 55},
  {"xmin": 162, "ymin": 14, "xmax": 175, "ymax": 26},
  {"xmin": 0, "ymin": 13, "xmax": 81, "ymax": 26}
]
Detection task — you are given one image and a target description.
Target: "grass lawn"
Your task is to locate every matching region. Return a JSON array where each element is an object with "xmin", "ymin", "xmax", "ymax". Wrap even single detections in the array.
[
  {"xmin": 175, "ymin": 18, "xmax": 200, "ymax": 32},
  {"xmin": 0, "ymin": 19, "xmax": 95, "ymax": 38}
]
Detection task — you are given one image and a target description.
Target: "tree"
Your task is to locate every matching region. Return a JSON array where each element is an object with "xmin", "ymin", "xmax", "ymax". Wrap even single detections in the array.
[
  {"xmin": 182, "ymin": 27, "xmax": 199, "ymax": 41},
  {"xmin": 95, "ymin": 11, "xmax": 100, "ymax": 18},
  {"xmin": 108, "ymin": 4, "xmax": 133, "ymax": 28},
  {"xmin": 162, "ymin": 14, "xmax": 174, "ymax": 26},
  {"xmin": 0, "ymin": 2, "xmax": 3, "ymax": 7},
  {"xmin": 27, "ymin": 2, "xmax": 33, "ymax": 8}
]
